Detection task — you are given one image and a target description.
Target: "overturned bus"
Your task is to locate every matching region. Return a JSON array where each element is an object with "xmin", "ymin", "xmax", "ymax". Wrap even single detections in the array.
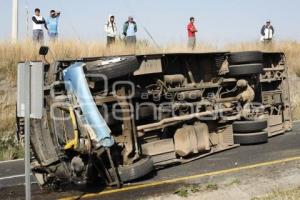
[{"xmin": 16, "ymin": 50, "xmax": 292, "ymax": 188}]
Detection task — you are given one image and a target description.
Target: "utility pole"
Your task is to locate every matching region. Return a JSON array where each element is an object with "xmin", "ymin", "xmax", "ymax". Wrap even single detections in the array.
[
  {"xmin": 24, "ymin": 62, "xmax": 31, "ymax": 200},
  {"xmin": 12, "ymin": 0, "xmax": 19, "ymax": 42}
]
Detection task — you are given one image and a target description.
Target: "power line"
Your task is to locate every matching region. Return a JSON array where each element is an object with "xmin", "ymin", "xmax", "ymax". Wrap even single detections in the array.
[
  {"xmin": 143, "ymin": 26, "xmax": 160, "ymax": 48},
  {"xmin": 122, "ymin": 0, "xmax": 160, "ymax": 48},
  {"xmin": 25, "ymin": 0, "xmax": 29, "ymax": 39},
  {"xmin": 55, "ymin": 1, "xmax": 82, "ymax": 42},
  {"xmin": 25, "ymin": 5, "xmax": 29, "ymax": 40}
]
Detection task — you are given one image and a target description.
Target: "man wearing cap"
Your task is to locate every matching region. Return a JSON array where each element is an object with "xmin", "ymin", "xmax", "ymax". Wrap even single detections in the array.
[
  {"xmin": 123, "ymin": 16, "xmax": 137, "ymax": 45},
  {"xmin": 187, "ymin": 17, "xmax": 198, "ymax": 50},
  {"xmin": 105, "ymin": 15, "xmax": 117, "ymax": 47},
  {"xmin": 261, "ymin": 20, "xmax": 275, "ymax": 43},
  {"xmin": 46, "ymin": 10, "xmax": 61, "ymax": 41}
]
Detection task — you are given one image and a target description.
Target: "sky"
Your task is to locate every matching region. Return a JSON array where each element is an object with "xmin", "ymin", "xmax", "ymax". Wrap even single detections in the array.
[{"xmin": 1, "ymin": 0, "xmax": 300, "ymax": 46}]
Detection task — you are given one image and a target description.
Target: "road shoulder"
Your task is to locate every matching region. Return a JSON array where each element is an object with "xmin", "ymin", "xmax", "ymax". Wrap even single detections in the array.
[{"xmin": 147, "ymin": 158, "xmax": 300, "ymax": 200}]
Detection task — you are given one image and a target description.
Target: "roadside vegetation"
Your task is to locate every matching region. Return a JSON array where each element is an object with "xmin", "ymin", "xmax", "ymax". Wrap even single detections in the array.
[
  {"xmin": 174, "ymin": 183, "xmax": 219, "ymax": 197},
  {"xmin": 0, "ymin": 134, "xmax": 24, "ymax": 161},
  {"xmin": 252, "ymin": 187, "xmax": 300, "ymax": 200},
  {"xmin": 0, "ymin": 40, "xmax": 300, "ymax": 160}
]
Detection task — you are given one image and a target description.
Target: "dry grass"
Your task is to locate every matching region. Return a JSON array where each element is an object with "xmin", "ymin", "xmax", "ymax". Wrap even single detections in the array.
[
  {"xmin": 224, "ymin": 41, "xmax": 300, "ymax": 74},
  {"xmin": 1, "ymin": 40, "xmax": 300, "ymax": 83},
  {"xmin": 0, "ymin": 40, "xmax": 300, "ymax": 160},
  {"xmin": 0, "ymin": 134, "xmax": 24, "ymax": 161},
  {"xmin": 252, "ymin": 187, "xmax": 300, "ymax": 200}
]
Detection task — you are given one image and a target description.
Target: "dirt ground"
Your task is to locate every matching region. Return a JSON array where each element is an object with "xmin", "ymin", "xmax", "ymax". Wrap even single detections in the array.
[{"xmin": 145, "ymin": 159, "xmax": 300, "ymax": 200}]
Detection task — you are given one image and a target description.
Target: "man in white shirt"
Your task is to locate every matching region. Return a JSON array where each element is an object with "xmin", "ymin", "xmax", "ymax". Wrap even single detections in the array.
[
  {"xmin": 123, "ymin": 16, "xmax": 137, "ymax": 46},
  {"xmin": 104, "ymin": 15, "xmax": 117, "ymax": 47},
  {"xmin": 32, "ymin": 8, "xmax": 48, "ymax": 44},
  {"xmin": 260, "ymin": 20, "xmax": 275, "ymax": 43}
]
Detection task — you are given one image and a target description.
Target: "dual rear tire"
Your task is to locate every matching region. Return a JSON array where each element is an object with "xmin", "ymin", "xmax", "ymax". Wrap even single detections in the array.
[
  {"xmin": 228, "ymin": 51, "xmax": 268, "ymax": 145},
  {"xmin": 227, "ymin": 51, "xmax": 264, "ymax": 76},
  {"xmin": 233, "ymin": 120, "xmax": 268, "ymax": 145}
]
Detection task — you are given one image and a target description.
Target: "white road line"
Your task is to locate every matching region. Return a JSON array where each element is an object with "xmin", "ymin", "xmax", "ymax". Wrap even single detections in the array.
[
  {"xmin": 0, "ymin": 174, "xmax": 25, "ymax": 181},
  {"xmin": 0, "ymin": 158, "xmax": 23, "ymax": 164}
]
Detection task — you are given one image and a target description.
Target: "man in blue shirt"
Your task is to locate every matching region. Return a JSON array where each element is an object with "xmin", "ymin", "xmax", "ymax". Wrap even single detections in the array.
[{"xmin": 46, "ymin": 10, "xmax": 61, "ymax": 41}]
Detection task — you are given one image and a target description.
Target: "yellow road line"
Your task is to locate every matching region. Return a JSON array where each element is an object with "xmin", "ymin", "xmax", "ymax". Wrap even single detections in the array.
[{"xmin": 59, "ymin": 156, "xmax": 300, "ymax": 200}]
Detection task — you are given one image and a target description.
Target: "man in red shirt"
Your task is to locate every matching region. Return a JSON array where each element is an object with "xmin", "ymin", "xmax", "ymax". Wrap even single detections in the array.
[{"xmin": 187, "ymin": 17, "xmax": 198, "ymax": 50}]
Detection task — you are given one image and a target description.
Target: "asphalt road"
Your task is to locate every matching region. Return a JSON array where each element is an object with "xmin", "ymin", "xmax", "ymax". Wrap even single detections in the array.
[{"xmin": 1, "ymin": 122, "xmax": 300, "ymax": 199}]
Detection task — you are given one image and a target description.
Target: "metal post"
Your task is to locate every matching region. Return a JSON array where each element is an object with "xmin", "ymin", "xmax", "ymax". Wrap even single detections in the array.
[
  {"xmin": 12, "ymin": 0, "xmax": 19, "ymax": 42},
  {"xmin": 24, "ymin": 61, "xmax": 31, "ymax": 200}
]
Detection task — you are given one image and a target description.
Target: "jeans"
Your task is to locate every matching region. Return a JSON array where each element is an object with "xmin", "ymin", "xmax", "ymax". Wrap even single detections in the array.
[
  {"xmin": 125, "ymin": 36, "xmax": 137, "ymax": 46},
  {"xmin": 48, "ymin": 32, "xmax": 58, "ymax": 41},
  {"xmin": 107, "ymin": 36, "xmax": 116, "ymax": 47},
  {"xmin": 188, "ymin": 37, "xmax": 196, "ymax": 50},
  {"xmin": 263, "ymin": 39, "xmax": 272, "ymax": 45},
  {"xmin": 32, "ymin": 29, "xmax": 44, "ymax": 44}
]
